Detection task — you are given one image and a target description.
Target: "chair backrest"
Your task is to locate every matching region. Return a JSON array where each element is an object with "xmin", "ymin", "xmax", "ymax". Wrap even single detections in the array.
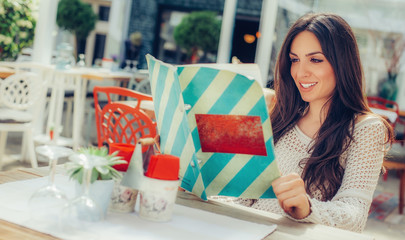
[
  {"xmin": 93, "ymin": 86, "xmax": 157, "ymax": 147},
  {"xmin": 367, "ymin": 96, "xmax": 399, "ymax": 126},
  {"xmin": 128, "ymin": 69, "xmax": 151, "ymax": 94},
  {"xmin": 0, "ymin": 63, "xmax": 52, "ymax": 135},
  {"xmin": 0, "ymin": 72, "xmax": 43, "ymax": 111}
]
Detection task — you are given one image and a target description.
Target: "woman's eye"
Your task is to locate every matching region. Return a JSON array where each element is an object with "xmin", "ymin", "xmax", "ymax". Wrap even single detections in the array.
[
  {"xmin": 290, "ymin": 58, "xmax": 299, "ymax": 63},
  {"xmin": 310, "ymin": 58, "xmax": 323, "ymax": 63}
]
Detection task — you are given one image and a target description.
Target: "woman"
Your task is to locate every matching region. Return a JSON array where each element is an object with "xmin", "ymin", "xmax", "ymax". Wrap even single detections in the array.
[{"xmin": 237, "ymin": 12, "xmax": 393, "ymax": 232}]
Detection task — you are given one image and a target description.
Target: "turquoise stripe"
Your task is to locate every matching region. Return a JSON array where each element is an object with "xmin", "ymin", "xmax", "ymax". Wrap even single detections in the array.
[
  {"xmin": 148, "ymin": 57, "xmax": 155, "ymax": 73},
  {"xmin": 200, "ymin": 153, "xmax": 234, "ymax": 188},
  {"xmin": 181, "ymin": 68, "xmax": 219, "ymax": 108},
  {"xmin": 152, "ymin": 65, "xmax": 169, "ymax": 117},
  {"xmin": 177, "ymin": 66, "xmax": 185, "ymax": 76},
  {"xmin": 159, "ymin": 81, "xmax": 181, "ymax": 152},
  {"xmin": 248, "ymin": 96, "xmax": 269, "ymax": 123},
  {"xmin": 170, "ymin": 116, "xmax": 189, "ymax": 156},
  {"xmin": 208, "ymin": 74, "xmax": 254, "ymax": 114},
  {"xmin": 260, "ymin": 186, "xmax": 276, "ymax": 198},
  {"xmin": 265, "ymin": 136, "xmax": 275, "ymax": 157},
  {"xmin": 259, "ymin": 137, "xmax": 276, "ymax": 198},
  {"xmin": 181, "ymin": 156, "xmax": 201, "ymax": 191},
  {"xmin": 191, "ymin": 127, "xmax": 201, "ymax": 152},
  {"xmin": 200, "ymin": 190, "xmax": 207, "ymax": 200},
  {"xmin": 219, "ymin": 154, "xmax": 271, "ymax": 197},
  {"xmin": 184, "ymin": 160, "xmax": 208, "ymax": 200}
]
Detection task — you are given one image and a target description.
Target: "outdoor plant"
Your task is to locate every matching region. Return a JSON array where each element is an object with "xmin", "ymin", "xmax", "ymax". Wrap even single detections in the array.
[
  {"xmin": 0, "ymin": 0, "xmax": 36, "ymax": 61},
  {"xmin": 173, "ymin": 11, "xmax": 221, "ymax": 63},
  {"xmin": 66, "ymin": 146, "xmax": 126, "ymax": 184},
  {"xmin": 56, "ymin": 0, "xmax": 97, "ymax": 56}
]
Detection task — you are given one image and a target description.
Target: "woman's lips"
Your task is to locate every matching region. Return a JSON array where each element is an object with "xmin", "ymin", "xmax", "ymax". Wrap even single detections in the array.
[{"xmin": 300, "ymin": 82, "xmax": 317, "ymax": 90}]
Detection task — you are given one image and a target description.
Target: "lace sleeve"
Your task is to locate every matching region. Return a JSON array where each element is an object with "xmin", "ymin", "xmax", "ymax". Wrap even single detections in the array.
[{"xmin": 298, "ymin": 118, "xmax": 386, "ymax": 232}]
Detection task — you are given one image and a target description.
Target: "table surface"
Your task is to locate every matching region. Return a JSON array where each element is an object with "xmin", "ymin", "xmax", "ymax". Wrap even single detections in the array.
[
  {"xmin": 81, "ymin": 70, "xmax": 134, "ymax": 81},
  {"xmin": 0, "ymin": 167, "xmax": 374, "ymax": 240}
]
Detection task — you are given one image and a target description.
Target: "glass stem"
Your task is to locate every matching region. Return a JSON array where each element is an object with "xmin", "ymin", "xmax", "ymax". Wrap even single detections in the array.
[
  {"xmin": 48, "ymin": 156, "xmax": 57, "ymax": 187},
  {"xmin": 82, "ymin": 167, "xmax": 92, "ymax": 196}
]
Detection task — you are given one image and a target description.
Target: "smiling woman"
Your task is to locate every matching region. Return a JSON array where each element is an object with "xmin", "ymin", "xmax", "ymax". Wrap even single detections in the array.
[{"xmin": 236, "ymin": 12, "xmax": 394, "ymax": 233}]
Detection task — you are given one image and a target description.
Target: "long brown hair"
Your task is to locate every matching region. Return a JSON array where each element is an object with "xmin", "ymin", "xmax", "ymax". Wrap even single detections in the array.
[{"xmin": 271, "ymin": 13, "xmax": 393, "ymax": 200}]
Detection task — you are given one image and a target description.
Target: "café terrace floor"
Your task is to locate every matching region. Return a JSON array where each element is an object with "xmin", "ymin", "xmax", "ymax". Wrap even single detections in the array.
[{"xmin": 1, "ymin": 132, "xmax": 404, "ymax": 240}]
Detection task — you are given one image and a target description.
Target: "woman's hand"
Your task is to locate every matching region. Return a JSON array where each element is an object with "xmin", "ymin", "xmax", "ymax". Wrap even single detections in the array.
[{"xmin": 272, "ymin": 173, "xmax": 311, "ymax": 219}]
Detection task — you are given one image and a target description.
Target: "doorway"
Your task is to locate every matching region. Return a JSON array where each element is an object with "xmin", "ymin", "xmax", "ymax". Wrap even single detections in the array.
[{"xmin": 231, "ymin": 18, "xmax": 260, "ymax": 63}]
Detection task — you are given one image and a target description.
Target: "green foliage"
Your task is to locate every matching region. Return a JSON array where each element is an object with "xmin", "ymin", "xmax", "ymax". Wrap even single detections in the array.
[
  {"xmin": 0, "ymin": 0, "xmax": 36, "ymax": 60},
  {"xmin": 56, "ymin": 0, "xmax": 97, "ymax": 40},
  {"xmin": 173, "ymin": 11, "xmax": 221, "ymax": 55},
  {"xmin": 65, "ymin": 146, "xmax": 127, "ymax": 184}
]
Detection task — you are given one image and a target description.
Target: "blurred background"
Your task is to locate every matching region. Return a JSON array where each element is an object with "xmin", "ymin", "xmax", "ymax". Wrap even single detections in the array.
[{"xmin": 1, "ymin": 0, "xmax": 404, "ymax": 110}]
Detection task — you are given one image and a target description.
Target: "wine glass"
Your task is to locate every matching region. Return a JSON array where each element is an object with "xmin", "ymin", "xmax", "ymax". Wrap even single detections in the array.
[
  {"xmin": 124, "ymin": 59, "xmax": 131, "ymax": 72},
  {"xmin": 77, "ymin": 54, "xmax": 86, "ymax": 68},
  {"xmin": 28, "ymin": 145, "xmax": 74, "ymax": 226},
  {"xmin": 63, "ymin": 154, "xmax": 103, "ymax": 231},
  {"xmin": 131, "ymin": 60, "xmax": 138, "ymax": 72}
]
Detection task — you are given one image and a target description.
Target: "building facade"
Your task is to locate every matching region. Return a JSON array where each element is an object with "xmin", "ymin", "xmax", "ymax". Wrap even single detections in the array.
[{"xmin": 126, "ymin": 0, "xmax": 264, "ymax": 68}]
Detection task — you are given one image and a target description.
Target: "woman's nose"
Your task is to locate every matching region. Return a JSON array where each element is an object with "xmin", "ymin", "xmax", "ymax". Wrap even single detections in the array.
[{"xmin": 293, "ymin": 62, "xmax": 310, "ymax": 79}]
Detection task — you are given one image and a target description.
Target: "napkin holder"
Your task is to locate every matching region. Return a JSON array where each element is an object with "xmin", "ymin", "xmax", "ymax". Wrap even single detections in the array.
[{"xmin": 120, "ymin": 142, "xmax": 144, "ymax": 190}]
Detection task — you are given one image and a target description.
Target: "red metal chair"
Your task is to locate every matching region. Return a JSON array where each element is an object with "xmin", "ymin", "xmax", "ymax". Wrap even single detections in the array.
[
  {"xmin": 367, "ymin": 96, "xmax": 399, "ymax": 127},
  {"xmin": 93, "ymin": 86, "xmax": 157, "ymax": 148}
]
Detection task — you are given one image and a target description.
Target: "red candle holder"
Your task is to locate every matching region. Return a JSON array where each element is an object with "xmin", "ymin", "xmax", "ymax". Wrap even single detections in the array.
[{"xmin": 145, "ymin": 154, "xmax": 180, "ymax": 180}]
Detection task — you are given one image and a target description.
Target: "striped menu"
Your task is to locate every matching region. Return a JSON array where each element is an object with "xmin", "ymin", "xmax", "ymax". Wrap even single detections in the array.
[{"xmin": 146, "ymin": 54, "xmax": 279, "ymax": 200}]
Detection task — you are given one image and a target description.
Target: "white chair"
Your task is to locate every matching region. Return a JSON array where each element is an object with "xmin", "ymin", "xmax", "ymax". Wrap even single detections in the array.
[
  {"xmin": 134, "ymin": 78, "xmax": 151, "ymax": 95},
  {"xmin": 129, "ymin": 69, "xmax": 151, "ymax": 94},
  {"xmin": 0, "ymin": 72, "xmax": 47, "ymax": 169}
]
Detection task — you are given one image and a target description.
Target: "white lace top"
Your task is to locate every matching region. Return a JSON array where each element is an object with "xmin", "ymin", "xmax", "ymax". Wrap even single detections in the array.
[{"xmin": 236, "ymin": 116, "xmax": 386, "ymax": 232}]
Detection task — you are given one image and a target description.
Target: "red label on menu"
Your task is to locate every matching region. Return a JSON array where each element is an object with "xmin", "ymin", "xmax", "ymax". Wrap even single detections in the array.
[{"xmin": 195, "ymin": 114, "xmax": 267, "ymax": 156}]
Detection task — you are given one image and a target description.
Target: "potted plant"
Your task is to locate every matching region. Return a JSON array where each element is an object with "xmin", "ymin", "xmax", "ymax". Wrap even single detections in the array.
[
  {"xmin": 66, "ymin": 146, "xmax": 127, "ymax": 217},
  {"xmin": 66, "ymin": 146, "xmax": 126, "ymax": 184},
  {"xmin": 173, "ymin": 11, "xmax": 221, "ymax": 63},
  {"xmin": 56, "ymin": 0, "xmax": 97, "ymax": 58}
]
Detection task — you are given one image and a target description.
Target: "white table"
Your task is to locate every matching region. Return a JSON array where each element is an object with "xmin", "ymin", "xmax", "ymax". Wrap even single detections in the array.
[{"xmin": 0, "ymin": 167, "xmax": 375, "ymax": 240}]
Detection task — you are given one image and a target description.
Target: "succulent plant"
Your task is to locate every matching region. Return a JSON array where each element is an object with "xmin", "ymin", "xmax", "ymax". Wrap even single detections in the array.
[{"xmin": 66, "ymin": 146, "xmax": 127, "ymax": 184}]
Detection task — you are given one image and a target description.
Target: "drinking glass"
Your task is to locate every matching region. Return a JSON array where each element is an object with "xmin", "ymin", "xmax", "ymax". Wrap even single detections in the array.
[
  {"xmin": 124, "ymin": 59, "xmax": 131, "ymax": 72},
  {"xmin": 131, "ymin": 60, "xmax": 138, "ymax": 72},
  {"xmin": 28, "ymin": 145, "xmax": 74, "ymax": 225},
  {"xmin": 77, "ymin": 53, "xmax": 86, "ymax": 67},
  {"xmin": 63, "ymin": 154, "xmax": 103, "ymax": 231}
]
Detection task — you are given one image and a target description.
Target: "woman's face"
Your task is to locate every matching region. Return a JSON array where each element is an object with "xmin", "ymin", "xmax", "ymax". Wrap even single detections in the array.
[{"xmin": 289, "ymin": 31, "xmax": 336, "ymax": 106}]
